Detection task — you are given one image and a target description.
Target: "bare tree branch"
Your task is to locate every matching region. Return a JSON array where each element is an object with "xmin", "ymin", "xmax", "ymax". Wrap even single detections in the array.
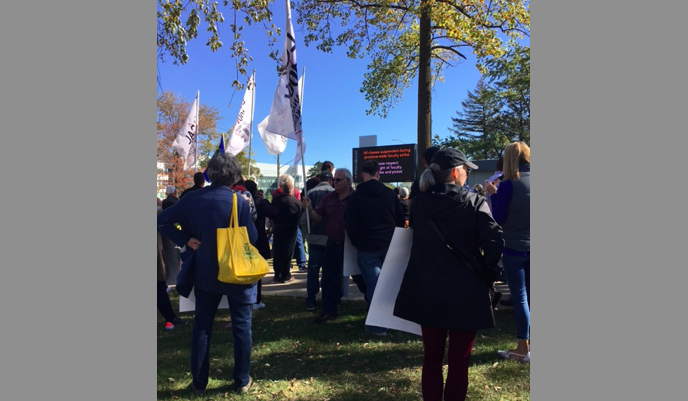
[{"xmin": 431, "ymin": 45, "xmax": 467, "ymax": 59}]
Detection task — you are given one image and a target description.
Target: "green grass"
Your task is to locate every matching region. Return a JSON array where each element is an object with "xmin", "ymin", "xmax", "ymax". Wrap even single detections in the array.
[{"xmin": 158, "ymin": 294, "xmax": 529, "ymax": 400}]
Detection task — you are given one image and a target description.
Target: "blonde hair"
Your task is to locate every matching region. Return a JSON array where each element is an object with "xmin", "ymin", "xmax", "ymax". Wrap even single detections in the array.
[{"xmin": 502, "ymin": 142, "xmax": 530, "ymax": 181}]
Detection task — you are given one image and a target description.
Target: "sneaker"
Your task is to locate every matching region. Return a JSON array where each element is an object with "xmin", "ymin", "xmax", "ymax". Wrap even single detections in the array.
[
  {"xmin": 314, "ymin": 311, "xmax": 338, "ymax": 323},
  {"xmin": 225, "ymin": 321, "xmax": 233, "ymax": 330},
  {"xmin": 165, "ymin": 322, "xmax": 175, "ymax": 330},
  {"xmin": 284, "ymin": 276, "xmax": 295, "ymax": 283},
  {"xmin": 252, "ymin": 302, "xmax": 266, "ymax": 311},
  {"xmin": 236, "ymin": 376, "xmax": 253, "ymax": 394},
  {"xmin": 298, "ymin": 266, "xmax": 307, "ymax": 273},
  {"xmin": 171, "ymin": 317, "xmax": 188, "ymax": 327},
  {"xmin": 306, "ymin": 304, "xmax": 316, "ymax": 311},
  {"xmin": 187, "ymin": 383, "xmax": 205, "ymax": 397}
]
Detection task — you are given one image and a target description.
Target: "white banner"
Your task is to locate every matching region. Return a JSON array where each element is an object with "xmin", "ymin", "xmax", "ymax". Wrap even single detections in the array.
[
  {"xmin": 257, "ymin": 115, "xmax": 288, "ymax": 155},
  {"xmin": 172, "ymin": 96, "xmax": 198, "ymax": 170},
  {"xmin": 226, "ymin": 74, "xmax": 256, "ymax": 157},
  {"xmin": 364, "ymin": 227, "xmax": 421, "ymax": 336},
  {"xmin": 264, "ymin": 0, "xmax": 304, "ymax": 143}
]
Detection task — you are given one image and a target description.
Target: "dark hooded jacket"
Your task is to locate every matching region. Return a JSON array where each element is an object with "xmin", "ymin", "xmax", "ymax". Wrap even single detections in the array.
[
  {"xmin": 344, "ymin": 179, "xmax": 406, "ymax": 252},
  {"xmin": 394, "ymin": 183, "xmax": 504, "ymax": 330}
]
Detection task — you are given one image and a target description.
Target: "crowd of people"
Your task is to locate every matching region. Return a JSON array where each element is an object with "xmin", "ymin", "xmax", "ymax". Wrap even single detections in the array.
[{"xmin": 157, "ymin": 142, "xmax": 531, "ymax": 400}]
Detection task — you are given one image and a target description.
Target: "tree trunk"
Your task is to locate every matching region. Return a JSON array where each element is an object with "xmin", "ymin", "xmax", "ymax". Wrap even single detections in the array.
[{"xmin": 417, "ymin": 2, "xmax": 433, "ymax": 176}]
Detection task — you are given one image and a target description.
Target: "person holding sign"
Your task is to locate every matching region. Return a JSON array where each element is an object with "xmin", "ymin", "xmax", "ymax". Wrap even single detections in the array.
[{"xmin": 394, "ymin": 148, "xmax": 504, "ymax": 401}]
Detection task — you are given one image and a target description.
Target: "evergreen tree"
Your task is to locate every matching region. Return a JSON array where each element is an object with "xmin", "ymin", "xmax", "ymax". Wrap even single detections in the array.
[
  {"xmin": 483, "ymin": 44, "xmax": 530, "ymax": 145},
  {"xmin": 440, "ymin": 79, "xmax": 508, "ymax": 159}
]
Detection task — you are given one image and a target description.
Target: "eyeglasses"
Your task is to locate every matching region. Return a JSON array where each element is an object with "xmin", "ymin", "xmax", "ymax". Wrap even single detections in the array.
[{"xmin": 333, "ymin": 178, "xmax": 347, "ymax": 183}]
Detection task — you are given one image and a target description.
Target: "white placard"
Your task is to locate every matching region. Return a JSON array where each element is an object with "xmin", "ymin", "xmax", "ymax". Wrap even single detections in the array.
[
  {"xmin": 364, "ymin": 227, "xmax": 421, "ymax": 336},
  {"xmin": 343, "ymin": 232, "xmax": 360, "ymax": 276},
  {"xmin": 179, "ymin": 288, "xmax": 230, "ymax": 313}
]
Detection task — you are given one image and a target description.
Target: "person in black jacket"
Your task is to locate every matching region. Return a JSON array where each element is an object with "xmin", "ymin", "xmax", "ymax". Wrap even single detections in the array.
[
  {"xmin": 394, "ymin": 148, "xmax": 503, "ymax": 401},
  {"xmin": 244, "ymin": 180, "xmax": 278, "ymax": 310},
  {"xmin": 180, "ymin": 172, "xmax": 206, "ymax": 199},
  {"xmin": 345, "ymin": 160, "xmax": 405, "ymax": 336},
  {"xmin": 271, "ymin": 174, "xmax": 302, "ymax": 283}
]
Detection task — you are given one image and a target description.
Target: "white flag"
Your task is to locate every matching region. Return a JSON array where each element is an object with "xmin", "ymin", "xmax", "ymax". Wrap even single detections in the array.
[
  {"xmin": 172, "ymin": 96, "xmax": 199, "ymax": 170},
  {"xmin": 258, "ymin": 74, "xmax": 305, "ymax": 157},
  {"xmin": 226, "ymin": 74, "xmax": 255, "ymax": 157},
  {"xmin": 257, "ymin": 115, "xmax": 288, "ymax": 155},
  {"xmin": 265, "ymin": 0, "xmax": 304, "ymax": 145}
]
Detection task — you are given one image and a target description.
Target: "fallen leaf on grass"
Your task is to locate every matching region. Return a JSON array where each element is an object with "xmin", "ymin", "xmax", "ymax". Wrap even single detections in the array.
[
  {"xmin": 492, "ymin": 362, "xmax": 499, "ymax": 368},
  {"xmin": 494, "ymin": 386, "xmax": 502, "ymax": 391},
  {"xmin": 362, "ymin": 343, "xmax": 369, "ymax": 348},
  {"xmin": 167, "ymin": 378, "xmax": 176, "ymax": 382},
  {"xmin": 265, "ymin": 363, "xmax": 271, "ymax": 367},
  {"xmin": 484, "ymin": 385, "xmax": 489, "ymax": 389}
]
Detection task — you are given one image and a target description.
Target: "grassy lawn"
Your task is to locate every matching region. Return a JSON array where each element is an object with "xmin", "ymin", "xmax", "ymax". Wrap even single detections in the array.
[{"xmin": 158, "ymin": 294, "xmax": 530, "ymax": 400}]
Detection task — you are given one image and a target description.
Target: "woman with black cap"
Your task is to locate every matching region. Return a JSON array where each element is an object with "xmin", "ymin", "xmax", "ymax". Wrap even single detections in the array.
[{"xmin": 394, "ymin": 148, "xmax": 504, "ymax": 401}]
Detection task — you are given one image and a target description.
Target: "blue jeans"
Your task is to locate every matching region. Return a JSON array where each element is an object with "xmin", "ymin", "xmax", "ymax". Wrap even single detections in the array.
[
  {"xmin": 306, "ymin": 243, "xmax": 326, "ymax": 307},
  {"xmin": 357, "ymin": 250, "xmax": 388, "ymax": 334},
  {"xmin": 191, "ymin": 288, "xmax": 252, "ymax": 390},
  {"xmin": 502, "ymin": 253, "xmax": 530, "ymax": 340},
  {"xmin": 321, "ymin": 241, "xmax": 344, "ymax": 314},
  {"xmin": 294, "ymin": 228, "xmax": 307, "ymax": 268}
]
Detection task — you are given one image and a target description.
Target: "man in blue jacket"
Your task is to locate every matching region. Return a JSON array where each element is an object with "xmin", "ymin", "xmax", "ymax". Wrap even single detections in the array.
[{"xmin": 157, "ymin": 153, "xmax": 258, "ymax": 396}]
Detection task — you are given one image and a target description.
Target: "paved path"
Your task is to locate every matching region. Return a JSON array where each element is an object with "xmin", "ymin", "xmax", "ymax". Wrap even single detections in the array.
[{"xmin": 260, "ymin": 267, "xmax": 513, "ymax": 310}]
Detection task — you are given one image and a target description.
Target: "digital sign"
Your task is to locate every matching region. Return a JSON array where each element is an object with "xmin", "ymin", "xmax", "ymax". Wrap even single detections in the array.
[{"xmin": 352, "ymin": 144, "xmax": 417, "ymax": 183}]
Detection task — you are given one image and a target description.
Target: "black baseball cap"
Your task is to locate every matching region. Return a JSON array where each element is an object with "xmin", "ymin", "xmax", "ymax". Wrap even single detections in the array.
[{"xmin": 431, "ymin": 148, "xmax": 479, "ymax": 171}]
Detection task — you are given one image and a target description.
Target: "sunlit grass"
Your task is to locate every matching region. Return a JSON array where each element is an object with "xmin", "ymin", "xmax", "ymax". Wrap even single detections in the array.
[{"xmin": 158, "ymin": 294, "xmax": 529, "ymax": 400}]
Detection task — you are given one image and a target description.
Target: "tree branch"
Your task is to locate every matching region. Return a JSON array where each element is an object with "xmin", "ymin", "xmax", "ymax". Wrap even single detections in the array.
[
  {"xmin": 319, "ymin": 0, "xmax": 410, "ymax": 12},
  {"xmin": 431, "ymin": 45, "xmax": 466, "ymax": 59}
]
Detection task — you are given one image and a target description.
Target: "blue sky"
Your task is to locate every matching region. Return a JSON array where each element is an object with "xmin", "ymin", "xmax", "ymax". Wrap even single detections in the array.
[{"xmin": 157, "ymin": 4, "xmax": 511, "ymax": 172}]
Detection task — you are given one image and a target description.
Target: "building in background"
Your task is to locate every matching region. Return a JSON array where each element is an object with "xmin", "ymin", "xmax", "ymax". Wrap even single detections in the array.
[{"xmin": 253, "ymin": 162, "xmax": 314, "ymax": 195}]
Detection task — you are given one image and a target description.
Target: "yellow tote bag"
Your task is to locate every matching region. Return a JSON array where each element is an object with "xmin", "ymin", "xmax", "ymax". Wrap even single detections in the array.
[{"xmin": 217, "ymin": 193, "xmax": 269, "ymax": 284}]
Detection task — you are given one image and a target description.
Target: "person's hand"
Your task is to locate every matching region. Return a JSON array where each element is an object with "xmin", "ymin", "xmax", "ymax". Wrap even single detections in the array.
[
  {"xmin": 302, "ymin": 197, "xmax": 311, "ymax": 210},
  {"xmin": 485, "ymin": 180, "xmax": 498, "ymax": 195},
  {"xmin": 187, "ymin": 238, "xmax": 201, "ymax": 250}
]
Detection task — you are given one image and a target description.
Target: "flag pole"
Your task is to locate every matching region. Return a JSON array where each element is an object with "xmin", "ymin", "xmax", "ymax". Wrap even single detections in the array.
[
  {"xmin": 298, "ymin": 66, "xmax": 310, "ymax": 234},
  {"xmin": 195, "ymin": 90, "xmax": 200, "ymax": 173},
  {"xmin": 247, "ymin": 70, "xmax": 256, "ymax": 179}
]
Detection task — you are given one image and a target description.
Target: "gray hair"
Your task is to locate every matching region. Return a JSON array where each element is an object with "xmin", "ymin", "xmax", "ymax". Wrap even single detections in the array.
[
  {"xmin": 335, "ymin": 168, "xmax": 352, "ymax": 182},
  {"xmin": 278, "ymin": 174, "xmax": 294, "ymax": 191},
  {"xmin": 419, "ymin": 163, "xmax": 458, "ymax": 193},
  {"xmin": 206, "ymin": 153, "xmax": 242, "ymax": 186}
]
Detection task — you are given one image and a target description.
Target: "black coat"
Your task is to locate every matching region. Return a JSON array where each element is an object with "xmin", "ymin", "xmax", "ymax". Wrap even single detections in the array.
[
  {"xmin": 393, "ymin": 183, "xmax": 504, "ymax": 331},
  {"xmin": 344, "ymin": 179, "xmax": 406, "ymax": 252}
]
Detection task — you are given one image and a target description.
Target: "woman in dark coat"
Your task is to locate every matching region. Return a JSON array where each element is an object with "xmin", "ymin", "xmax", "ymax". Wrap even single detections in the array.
[
  {"xmin": 394, "ymin": 148, "xmax": 503, "ymax": 401},
  {"xmin": 157, "ymin": 153, "xmax": 258, "ymax": 396}
]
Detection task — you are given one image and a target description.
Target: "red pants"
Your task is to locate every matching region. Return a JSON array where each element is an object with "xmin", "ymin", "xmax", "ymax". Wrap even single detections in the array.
[{"xmin": 421, "ymin": 326, "xmax": 476, "ymax": 401}]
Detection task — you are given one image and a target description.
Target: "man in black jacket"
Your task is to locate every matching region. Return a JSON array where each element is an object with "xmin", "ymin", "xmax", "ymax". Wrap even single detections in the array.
[
  {"xmin": 179, "ymin": 172, "xmax": 206, "ymax": 199},
  {"xmin": 344, "ymin": 160, "xmax": 406, "ymax": 336}
]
